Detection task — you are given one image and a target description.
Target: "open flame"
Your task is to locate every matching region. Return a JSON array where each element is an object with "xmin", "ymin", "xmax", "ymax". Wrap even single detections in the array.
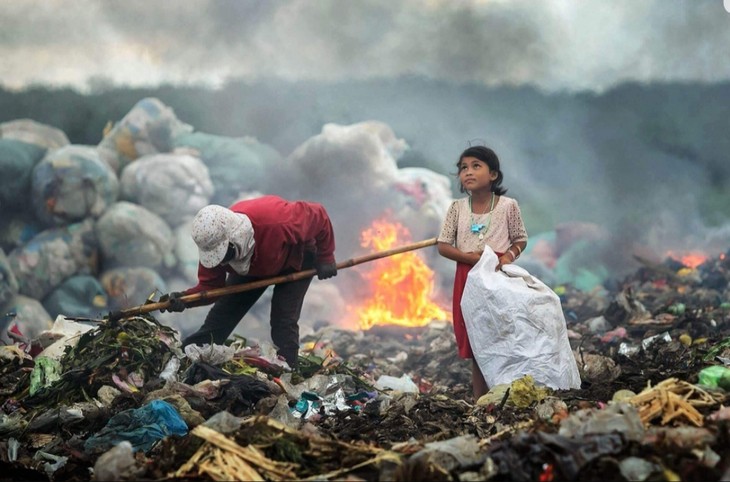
[
  {"xmin": 666, "ymin": 250, "xmax": 708, "ymax": 269},
  {"xmin": 349, "ymin": 218, "xmax": 450, "ymax": 330}
]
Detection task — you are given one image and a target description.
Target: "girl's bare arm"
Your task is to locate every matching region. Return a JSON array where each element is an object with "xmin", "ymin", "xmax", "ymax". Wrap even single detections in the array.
[{"xmin": 438, "ymin": 242, "xmax": 481, "ymax": 266}]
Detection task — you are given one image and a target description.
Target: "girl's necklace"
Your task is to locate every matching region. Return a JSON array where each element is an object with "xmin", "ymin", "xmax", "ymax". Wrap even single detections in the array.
[{"xmin": 470, "ymin": 194, "xmax": 495, "ymax": 240}]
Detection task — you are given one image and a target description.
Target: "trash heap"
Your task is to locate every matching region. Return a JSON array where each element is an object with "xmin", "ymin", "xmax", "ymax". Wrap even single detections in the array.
[
  {"xmin": 1, "ymin": 103, "xmax": 730, "ymax": 480},
  {"xmin": 1, "ymin": 248, "xmax": 729, "ymax": 481}
]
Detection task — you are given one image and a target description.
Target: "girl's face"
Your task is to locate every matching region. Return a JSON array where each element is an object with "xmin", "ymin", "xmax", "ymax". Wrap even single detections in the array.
[{"xmin": 459, "ymin": 156, "xmax": 498, "ymax": 191}]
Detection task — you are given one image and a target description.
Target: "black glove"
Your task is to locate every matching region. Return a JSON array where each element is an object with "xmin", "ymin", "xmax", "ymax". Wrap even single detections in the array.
[
  {"xmin": 315, "ymin": 261, "xmax": 337, "ymax": 280},
  {"xmin": 160, "ymin": 292, "xmax": 186, "ymax": 313}
]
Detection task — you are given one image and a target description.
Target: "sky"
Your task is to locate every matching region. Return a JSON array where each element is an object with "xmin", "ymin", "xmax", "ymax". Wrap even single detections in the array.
[{"xmin": 1, "ymin": 0, "xmax": 728, "ymax": 93}]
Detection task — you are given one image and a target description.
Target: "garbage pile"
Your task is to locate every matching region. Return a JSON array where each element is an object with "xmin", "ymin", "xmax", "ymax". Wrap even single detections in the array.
[
  {"xmin": 0, "ymin": 247, "xmax": 728, "ymax": 480},
  {"xmin": 2, "ymin": 101, "xmax": 730, "ymax": 480}
]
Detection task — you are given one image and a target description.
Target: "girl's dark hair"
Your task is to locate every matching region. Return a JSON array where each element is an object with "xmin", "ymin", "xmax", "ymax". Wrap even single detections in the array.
[{"xmin": 456, "ymin": 145, "xmax": 508, "ymax": 195}]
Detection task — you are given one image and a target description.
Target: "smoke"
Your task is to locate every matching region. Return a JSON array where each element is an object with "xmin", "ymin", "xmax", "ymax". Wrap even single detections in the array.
[{"xmin": 1, "ymin": 0, "xmax": 729, "ymax": 91}]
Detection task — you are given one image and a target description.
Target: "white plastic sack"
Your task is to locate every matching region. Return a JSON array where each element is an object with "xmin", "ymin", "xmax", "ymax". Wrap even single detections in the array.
[
  {"xmin": 95, "ymin": 201, "xmax": 174, "ymax": 269},
  {"xmin": 97, "ymin": 97, "xmax": 193, "ymax": 173},
  {"xmin": 120, "ymin": 153, "xmax": 213, "ymax": 227},
  {"xmin": 0, "ymin": 119, "xmax": 70, "ymax": 150},
  {"xmin": 460, "ymin": 247, "xmax": 581, "ymax": 390},
  {"xmin": 37, "ymin": 315, "xmax": 96, "ymax": 360},
  {"xmin": 374, "ymin": 374, "xmax": 420, "ymax": 393}
]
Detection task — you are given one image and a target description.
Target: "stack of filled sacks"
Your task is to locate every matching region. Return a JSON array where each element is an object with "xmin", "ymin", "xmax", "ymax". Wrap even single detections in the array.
[{"xmin": 0, "ymin": 99, "xmax": 283, "ymax": 342}]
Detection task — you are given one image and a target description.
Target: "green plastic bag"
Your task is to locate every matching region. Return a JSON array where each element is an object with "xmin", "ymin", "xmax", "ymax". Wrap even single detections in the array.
[
  {"xmin": 698, "ymin": 365, "xmax": 730, "ymax": 391},
  {"xmin": 30, "ymin": 356, "xmax": 62, "ymax": 396}
]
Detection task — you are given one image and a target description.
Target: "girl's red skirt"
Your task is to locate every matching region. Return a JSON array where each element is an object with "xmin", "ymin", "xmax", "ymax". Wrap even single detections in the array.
[{"xmin": 452, "ymin": 255, "xmax": 502, "ymax": 359}]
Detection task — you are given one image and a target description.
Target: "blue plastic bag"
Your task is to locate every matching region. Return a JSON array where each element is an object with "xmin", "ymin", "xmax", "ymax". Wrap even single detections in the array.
[{"xmin": 84, "ymin": 399, "xmax": 188, "ymax": 454}]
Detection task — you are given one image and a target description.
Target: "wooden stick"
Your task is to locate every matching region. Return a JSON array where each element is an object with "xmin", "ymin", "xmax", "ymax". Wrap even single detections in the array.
[{"xmin": 109, "ymin": 237, "xmax": 438, "ymax": 321}]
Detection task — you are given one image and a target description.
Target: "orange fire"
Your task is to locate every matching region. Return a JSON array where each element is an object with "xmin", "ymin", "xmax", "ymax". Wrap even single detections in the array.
[
  {"xmin": 667, "ymin": 250, "xmax": 708, "ymax": 269},
  {"xmin": 349, "ymin": 219, "xmax": 450, "ymax": 330}
]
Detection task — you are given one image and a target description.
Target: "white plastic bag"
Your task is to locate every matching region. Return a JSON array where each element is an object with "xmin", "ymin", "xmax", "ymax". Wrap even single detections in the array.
[{"xmin": 460, "ymin": 247, "xmax": 581, "ymax": 390}]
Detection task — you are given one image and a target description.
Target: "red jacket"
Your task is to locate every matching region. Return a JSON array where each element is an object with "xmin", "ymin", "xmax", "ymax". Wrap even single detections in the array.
[{"xmin": 185, "ymin": 196, "xmax": 335, "ymax": 296}]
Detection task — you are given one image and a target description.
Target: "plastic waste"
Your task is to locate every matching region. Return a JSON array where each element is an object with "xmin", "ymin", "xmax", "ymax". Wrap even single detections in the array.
[
  {"xmin": 100, "ymin": 266, "xmax": 167, "ymax": 310},
  {"xmin": 0, "ymin": 412, "xmax": 26, "ymax": 437},
  {"xmin": 558, "ymin": 402, "xmax": 645, "ymax": 441},
  {"xmin": 0, "ymin": 295, "xmax": 53, "ymax": 346},
  {"xmin": 0, "ymin": 248, "xmax": 19, "ymax": 307},
  {"xmin": 0, "ymin": 118, "xmax": 70, "ymax": 150},
  {"xmin": 37, "ymin": 315, "xmax": 97, "ymax": 360},
  {"xmin": 92, "ymin": 441, "xmax": 144, "ymax": 481},
  {"xmin": 346, "ymin": 391, "xmax": 377, "ymax": 411},
  {"xmin": 618, "ymin": 342, "xmax": 640, "ymax": 357},
  {"xmin": 202, "ymin": 411, "xmax": 245, "ymax": 434},
  {"xmin": 29, "ymin": 355, "xmax": 62, "ymax": 396},
  {"xmin": 31, "ymin": 145, "xmax": 119, "ymax": 226},
  {"xmin": 173, "ymin": 220, "xmax": 199, "ymax": 282},
  {"xmin": 95, "ymin": 201, "xmax": 174, "ymax": 269},
  {"xmin": 619, "ymin": 456, "xmax": 658, "ymax": 482},
  {"xmin": 374, "ymin": 374, "xmax": 420, "ymax": 393},
  {"xmin": 0, "ymin": 212, "xmax": 42, "ymax": 253},
  {"xmin": 173, "ymin": 131, "xmax": 277, "ymax": 206},
  {"xmin": 84, "ymin": 399, "xmax": 188, "ymax": 454},
  {"xmin": 641, "ymin": 331, "xmax": 672, "ymax": 351},
  {"xmin": 410, "ymin": 435, "xmax": 485, "ymax": 472},
  {"xmin": 0, "ymin": 139, "xmax": 46, "ymax": 211},
  {"xmin": 120, "ymin": 153, "xmax": 213, "ymax": 227},
  {"xmin": 97, "ymin": 97, "xmax": 193, "ymax": 173},
  {"xmin": 33, "ymin": 450, "xmax": 68, "ymax": 477},
  {"xmin": 184, "ymin": 343, "xmax": 237, "ymax": 365},
  {"xmin": 8, "ymin": 219, "xmax": 97, "ymax": 299},
  {"xmin": 477, "ymin": 384, "xmax": 510, "ymax": 407},
  {"xmin": 42, "ymin": 275, "xmax": 108, "ymax": 320},
  {"xmin": 697, "ymin": 365, "xmax": 730, "ymax": 391},
  {"xmin": 461, "ymin": 247, "xmax": 581, "ymax": 390},
  {"xmin": 667, "ymin": 303, "xmax": 686, "ymax": 315},
  {"xmin": 291, "ymin": 390, "xmax": 323, "ymax": 419},
  {"xmin": 553, "ymin": 238, "xmax": 611, "ymax": 291},
  {"xmin": 159, "ymin": 356, "xmax": 181, "ymax": 382},
  {"xmin": 7, "ymin": 437, "xmax": 19, "ymax": 461},
  {"xmin": 586, "ymin": 315, "xmax": 610, "ymax": 333}
]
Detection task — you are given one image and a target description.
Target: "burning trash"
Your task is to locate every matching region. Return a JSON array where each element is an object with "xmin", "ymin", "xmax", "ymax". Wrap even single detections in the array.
[{"xmin": 348, "ymin": 218, "xmax": 450, "ymax": 330}]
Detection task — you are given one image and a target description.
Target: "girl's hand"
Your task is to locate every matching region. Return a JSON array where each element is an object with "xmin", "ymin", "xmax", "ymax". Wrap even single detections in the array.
[{"xmin": 496, "ymin": 254, "xmax": 513, "ymax": 271}]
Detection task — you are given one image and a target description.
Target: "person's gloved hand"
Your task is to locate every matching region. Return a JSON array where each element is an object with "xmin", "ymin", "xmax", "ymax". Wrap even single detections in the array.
[
  {"xmin": 160, "ymin": 292, "xmax": 186, "ymax": 313},
  {"xmin": 315, "ymin": 261, "xmax": 337, "ymax": 280}
]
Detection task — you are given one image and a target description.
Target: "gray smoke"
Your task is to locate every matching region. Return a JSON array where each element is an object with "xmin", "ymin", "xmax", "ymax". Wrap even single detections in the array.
[{"xmin": 1, "ymin": 0, "xmax": 728, "ymax": 91}]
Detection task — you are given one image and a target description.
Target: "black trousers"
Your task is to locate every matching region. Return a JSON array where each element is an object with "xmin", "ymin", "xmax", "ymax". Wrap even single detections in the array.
[{"xmin": 182, "ymin": 255, "xmax": 314, "ymax": 367}]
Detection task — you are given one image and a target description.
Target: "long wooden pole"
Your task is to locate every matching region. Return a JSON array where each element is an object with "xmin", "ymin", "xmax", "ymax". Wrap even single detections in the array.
[{"xmin": 108, "ymin": 237, "xmax": 438, "ymax": 321}]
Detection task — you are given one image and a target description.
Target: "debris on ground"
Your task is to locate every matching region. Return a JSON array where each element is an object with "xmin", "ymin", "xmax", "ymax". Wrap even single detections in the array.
[{"xmin": 3, "ymin": 244, "xmax": 730, "ymax": 482}]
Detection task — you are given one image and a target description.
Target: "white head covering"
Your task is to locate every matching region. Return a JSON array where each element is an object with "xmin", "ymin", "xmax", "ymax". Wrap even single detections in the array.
[{"xmin": 191, "ymin": 205, "xmax": 255, "ymax": 273}]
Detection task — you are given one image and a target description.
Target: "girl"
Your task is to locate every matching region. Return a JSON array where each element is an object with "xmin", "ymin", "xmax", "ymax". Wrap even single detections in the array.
[{"xmin": 437, "ymin": 145, "xmax": 528, "ymax": 400}]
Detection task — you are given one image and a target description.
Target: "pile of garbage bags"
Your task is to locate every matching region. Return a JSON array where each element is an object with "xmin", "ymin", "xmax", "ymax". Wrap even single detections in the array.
[{"xmin": 0, "ymin": 100, "xmax": 295, "ymax": 344}]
